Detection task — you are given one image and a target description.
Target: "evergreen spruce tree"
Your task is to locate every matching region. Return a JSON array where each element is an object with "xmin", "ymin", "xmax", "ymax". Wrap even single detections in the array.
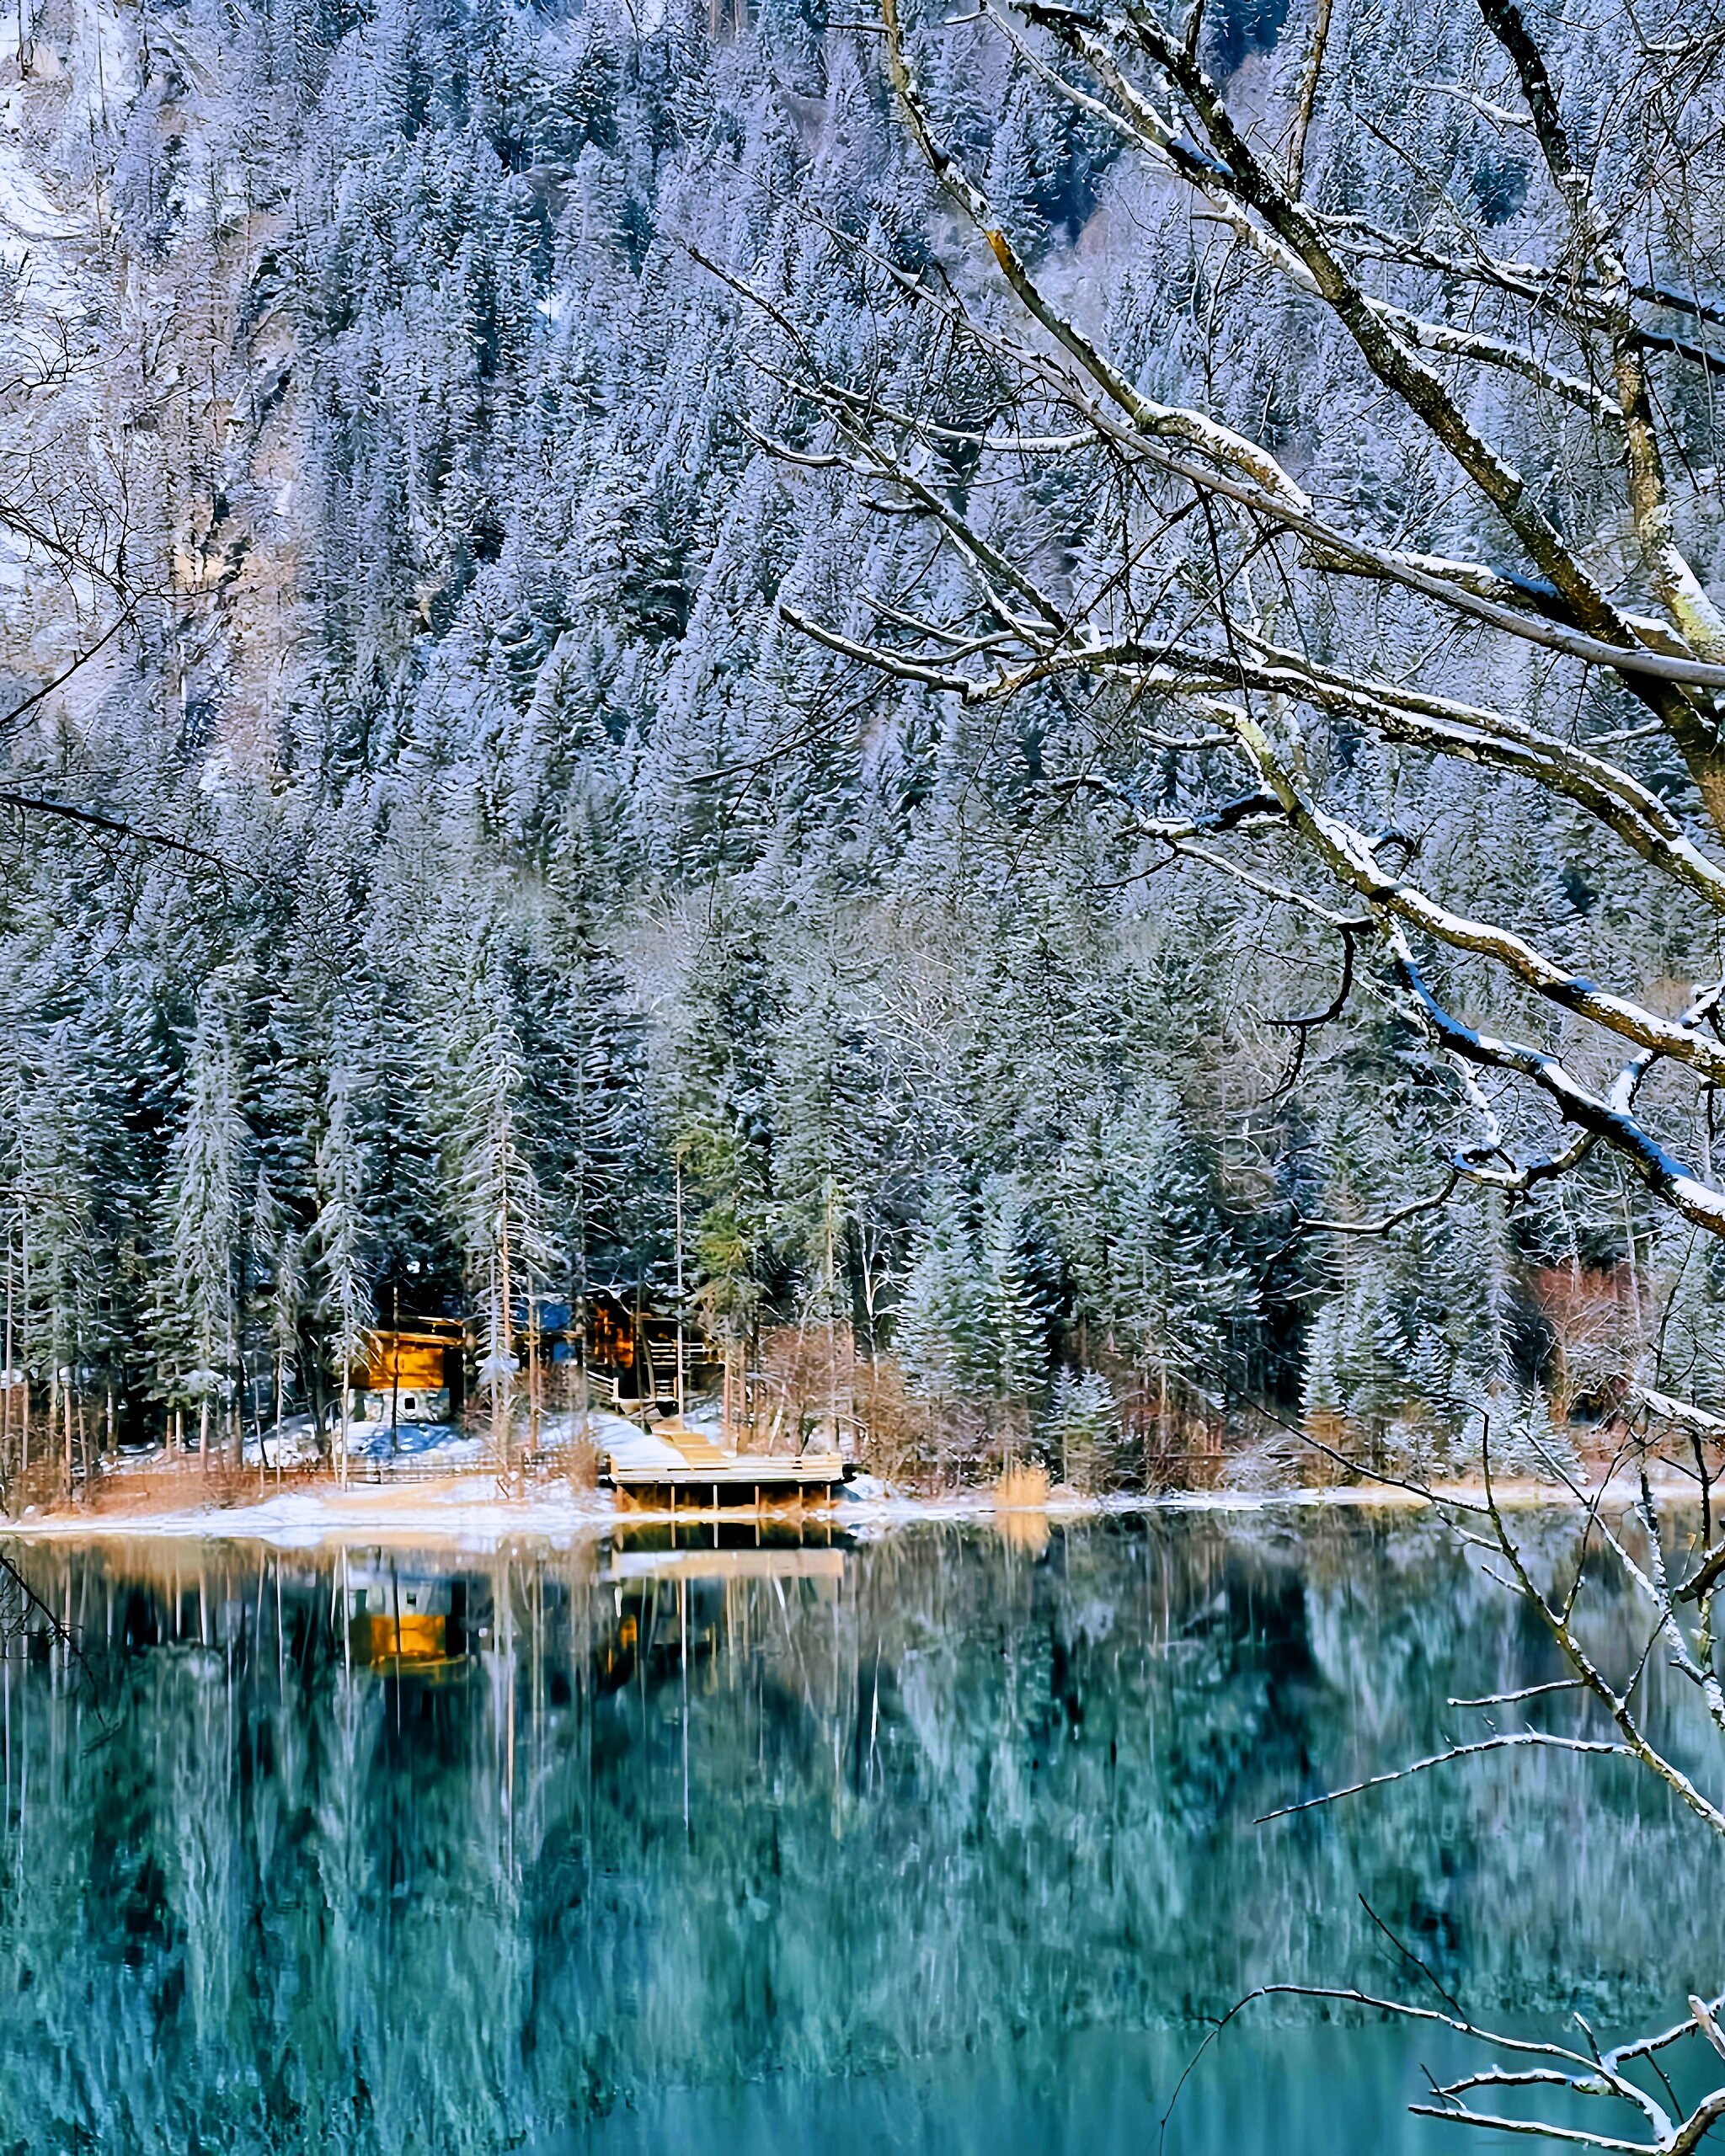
[
  {"xmin": 977, "ymin": 1177, "xmax": 1051, "ymax": 1424},
  {"xmin": 309, "ymin": 1062, "xmax": 373, "ymax": 1476},
  {"xmin": 1062, "ymin": 1084, "xmax": 1256, "ymax": 1456},
  {"xmin": 445, "ymin": 968, "xmax": 558, "ymax": 1464},
  {"xmin": 552, "ymin": 942, "xmax": 654, "ymax": 1321},
  {"xmin": 1044, "ymin": 1369, "xmax": 1118, "ymax": 1493},
  {"xmin": 670, "ymin": 912, "xmax": 779, "ymax": 1412},
  {"xmin": 895, "ymin": 1182, "xmax": 987, "ymax": 1412},
  {"xmin": 159, "ymin": 985, "xmax": 248, "ymax": 1462}
]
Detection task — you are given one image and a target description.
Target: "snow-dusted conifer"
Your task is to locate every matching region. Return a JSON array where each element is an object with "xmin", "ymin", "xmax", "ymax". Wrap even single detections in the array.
[{"xmin": 160, "ymin": 984, "xmax": 248, "ymax": 1460}]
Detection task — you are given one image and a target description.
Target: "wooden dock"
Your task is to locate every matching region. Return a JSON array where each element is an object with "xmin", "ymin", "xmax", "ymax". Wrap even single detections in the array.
[{"xmin": 601, "ymin": 1420, "xmax": 846, "ymax": 1503}]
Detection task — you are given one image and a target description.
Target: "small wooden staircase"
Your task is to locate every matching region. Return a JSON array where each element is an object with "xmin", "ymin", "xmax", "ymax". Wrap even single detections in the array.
[
  {"xmin": 657, "ymin": 1422, "xmax": 729, "ymax": 1468},
  {"xmin": 644, "ymin": 1337, "xmax": 681, "ymax": 1400}
]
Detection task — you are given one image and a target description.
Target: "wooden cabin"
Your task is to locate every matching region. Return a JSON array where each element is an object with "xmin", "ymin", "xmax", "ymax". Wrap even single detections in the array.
[
  {"xmin": 341, "ymin": 1296, "xmax": 718, "ymax": 1424},
  {"xmin": 349, "ymin": 1318, "xmax": 466, "ymax": 1425},
  {"xmin": 539, "ymin": 1289, "xmax": 719, "ymax": 1406}
]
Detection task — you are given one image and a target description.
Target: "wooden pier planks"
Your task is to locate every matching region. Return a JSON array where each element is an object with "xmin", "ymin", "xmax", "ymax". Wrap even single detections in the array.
[{"xmin": 605, "ymin": 1450, "xmax": 845, "ymax": 1492}]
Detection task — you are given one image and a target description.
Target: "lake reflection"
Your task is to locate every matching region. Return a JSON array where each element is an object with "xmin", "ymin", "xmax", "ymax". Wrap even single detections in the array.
[{"xmin": 0, "ymin": 1512, "xmax": 1717, "ymax": 2154}]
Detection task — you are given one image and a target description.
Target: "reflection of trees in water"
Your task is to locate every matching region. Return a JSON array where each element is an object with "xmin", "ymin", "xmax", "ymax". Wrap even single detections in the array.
[{"xmin": 0, "ymin": 1517, "xmax": 1713, "ymax": 2153}]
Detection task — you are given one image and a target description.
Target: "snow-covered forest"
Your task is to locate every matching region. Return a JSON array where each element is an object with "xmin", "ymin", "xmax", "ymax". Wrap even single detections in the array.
[{"xmin": 4, "ymin": 0, "xmax": 1725, "ymax": 1485}]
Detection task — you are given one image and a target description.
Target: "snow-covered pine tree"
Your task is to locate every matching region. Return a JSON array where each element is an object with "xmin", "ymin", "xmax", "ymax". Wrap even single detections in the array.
[
  {"xmin": 1043, "ymin": 1369, "xmax": 1118, "ymax": 1494},
  {"xmin": 1061, "ymin": 1083, "xmax": 1256, "ymax": 1468},
  {"xmin": 445, "ymin": 967, "xmax": 558, "ymax": 1468},
  {"xmin": 895, "ymin": 1182, "xmax": 988, "ymax": 1474},
  {"xmin": 310, "ymin": 1061, "xmax": 372, "ymax": 1481},
  {"xmin": 159, "ymin": 984, "xmax": 248, "ymax": 1463},
  {"xmin": 977, "ymin": 1177, "xmax": 1051, "ymax": 1451}
]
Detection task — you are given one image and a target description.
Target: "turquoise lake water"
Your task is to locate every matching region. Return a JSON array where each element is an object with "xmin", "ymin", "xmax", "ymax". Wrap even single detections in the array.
[{"xmin": 0, "ymin": 1510, "xmax": 1717, "ymax": 2153}]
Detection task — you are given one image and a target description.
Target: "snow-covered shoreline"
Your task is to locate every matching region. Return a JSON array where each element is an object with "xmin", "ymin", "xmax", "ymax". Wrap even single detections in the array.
[{"xmin": 0, "ymin": 1470, "xmax": 1690, "ymax": 1550}]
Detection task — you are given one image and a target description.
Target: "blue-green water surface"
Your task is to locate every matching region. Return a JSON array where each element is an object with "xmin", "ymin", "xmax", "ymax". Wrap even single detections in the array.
[{"xmin": 0, "ymin": 1511, "xmax": 1717, "ymax": 2153}]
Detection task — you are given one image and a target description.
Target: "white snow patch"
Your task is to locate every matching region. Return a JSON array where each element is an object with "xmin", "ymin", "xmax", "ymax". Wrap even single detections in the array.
[{"xmin": 19, "ymin": 1476, "xmax": 617, "ymax": 1550}]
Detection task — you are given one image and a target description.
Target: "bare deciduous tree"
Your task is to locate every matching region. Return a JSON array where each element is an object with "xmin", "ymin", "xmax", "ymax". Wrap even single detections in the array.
[
  {"xmin": 745, "ymin": 3, "xmax": 1725, "ymax": 2133},
  {"xmin": 1204, "ymin": 1412, "xmax": 1725, "ymax": 2153},
  {"xmin": 744, "ymin": 0, "xmax": 1725, "ymax": 1257}
]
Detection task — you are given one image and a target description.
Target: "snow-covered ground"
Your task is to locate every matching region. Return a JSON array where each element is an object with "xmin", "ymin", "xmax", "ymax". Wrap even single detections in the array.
[
  {"xmin": 0, "ymin": 1466, "xmax": 1679, "ymax": 1550},
  {"xmin": 224, "ymin": 1406, "xmax": 665, "ymax": 1473},
  {"xmin": 37, "ymin": 1477, "xmax": 616, "ymax": 1550},
  {"xmin": 239, "ymin": 1415, "xmax": 493, "ymax": 1471},
  {"xmin": 6, "ymin": 1408, "xmax": 734, "ymax": 1545}
]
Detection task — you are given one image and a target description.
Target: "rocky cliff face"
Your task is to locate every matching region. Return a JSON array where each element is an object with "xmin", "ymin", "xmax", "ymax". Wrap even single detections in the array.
[{"xmin": 1, "ymin": 0, "xmax": 310, "ymax": 774}]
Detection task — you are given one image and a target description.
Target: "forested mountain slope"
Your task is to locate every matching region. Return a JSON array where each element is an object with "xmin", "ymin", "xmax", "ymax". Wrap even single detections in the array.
[{"xmin": 2, "ymin": 0, "xmax": 1719, "ymax": 1479}]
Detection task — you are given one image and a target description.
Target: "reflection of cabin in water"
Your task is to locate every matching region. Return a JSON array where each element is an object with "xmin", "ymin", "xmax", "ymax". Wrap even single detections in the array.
[
  {"xmin": 345, "ymin": 1562, "xmax": 486, "ymax": 1675},
  {"xmin": 347, "ymin": 1318, "xmax": 467, "ymax": 1425}
]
